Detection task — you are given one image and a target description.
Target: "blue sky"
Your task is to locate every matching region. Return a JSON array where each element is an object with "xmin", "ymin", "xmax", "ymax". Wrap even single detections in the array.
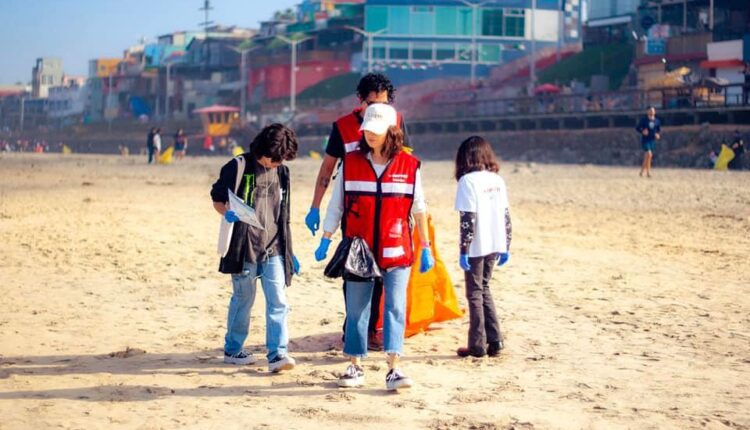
[{"xmin": 0, "ymin": 0, "xmax": 299, "ymax": 85}]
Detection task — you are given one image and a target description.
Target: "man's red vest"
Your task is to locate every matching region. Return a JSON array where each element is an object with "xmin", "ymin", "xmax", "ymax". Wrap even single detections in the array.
[
  {"xmin": 342, "ymin": 150, "xmax": 420, "ymax": 269},
  {"xmin": 335, "ymin": 107, "xmax": 404, "ymax": 155}
]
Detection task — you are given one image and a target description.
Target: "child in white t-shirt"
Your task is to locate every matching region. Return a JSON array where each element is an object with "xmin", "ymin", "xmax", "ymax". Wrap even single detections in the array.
[{"xmin": 453, "ymin": 136, "xmax": 512, "ymax": 358}]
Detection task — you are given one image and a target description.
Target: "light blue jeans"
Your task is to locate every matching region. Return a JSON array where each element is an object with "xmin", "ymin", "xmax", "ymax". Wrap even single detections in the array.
[
  {"xmin": 224, "ymin": 256, "xmax": 289, "ymax": 360},
  {"xmin": 343, "ymin": 267, "xmax": 411, "ymax": 358}
]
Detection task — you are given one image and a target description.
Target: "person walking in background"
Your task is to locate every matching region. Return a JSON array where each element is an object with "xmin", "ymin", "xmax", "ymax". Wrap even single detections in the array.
[
  {"xmin": 454, "ymin": 136, "xmax": 512, "ymax": 358},
  {"xmin": 728, "ymin": 130, "xmax": 745, "ymax": 171},
  {"xmin": 146, "ymin": 127, "xmax": 156, "ymax": 164},
  {"xmin": 636, "ymin": 107, "xmax": 661, "ymax": 178},
  {"xmin": 174, "ymin": 128, "xmax": 188, "ymax": 160},
  {"xmin": 210, "ymin": 123, "xmax": 301, "ymax": 373},
  {"xmin": 314, "ymin": 104, "xmax": 434, "ymax": 391},
  {"xmin": 152, "ymin": 128, "xmax": 162, "ymax": 164}
]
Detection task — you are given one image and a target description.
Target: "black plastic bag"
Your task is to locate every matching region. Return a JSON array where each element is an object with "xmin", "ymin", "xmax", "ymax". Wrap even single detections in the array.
[
  {"xmin": 324, "ymin": 237, "xmax": 351, "ymax": 278},
  {"xmin": 343, "ymin": 237, "xmax": 382, "ymax": 282}
]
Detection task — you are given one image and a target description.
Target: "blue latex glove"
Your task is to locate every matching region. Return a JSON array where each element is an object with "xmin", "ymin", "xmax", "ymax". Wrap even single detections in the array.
[
  {"xmin": 497, "ymin": 252, "xmax": 510, "ymax": 266},
  {"xmin": 292, "ymin": 255, "xmax": 301, "ymax": 274},
  {"xmin": 224, "ymin": 210, "xmax": 239, "ymax": 223},
  {"xmin": 314, "ymin": 237, "xmax": 331, "ymax": 262},
  {"xmin": 459, "ymin": 254, "xmax": 470, "ymax": 271},
  {"xmin": 419, "ymin": 247, "xmax": 435, "ymax": 273},
  {"xmin": 305, "ymin": 208, "xmax": 320, "ymax": 236}
]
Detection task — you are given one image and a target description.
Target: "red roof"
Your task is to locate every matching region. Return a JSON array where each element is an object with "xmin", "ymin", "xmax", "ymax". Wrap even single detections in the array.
[
  {"xmin": 699, "ymin": 59, "xmax": 744, "ymax": 69},
  {"xmin": 193, "ymin": 105, "xmax": 240, "ymax": 113},
  {"xmin": 0, "ymin": 90, "xmax": 23, "ymax": 98}
]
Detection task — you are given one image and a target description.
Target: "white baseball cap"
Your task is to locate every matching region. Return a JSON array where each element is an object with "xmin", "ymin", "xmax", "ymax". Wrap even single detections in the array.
[{"xmin": 360, "ymin": 103, "xmax": 397, "ymax": 135}]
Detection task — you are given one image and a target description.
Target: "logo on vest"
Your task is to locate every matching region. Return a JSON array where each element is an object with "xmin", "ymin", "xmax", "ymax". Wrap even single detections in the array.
[
  {"xmin": 389, "ymin": 173, "xmax": 408, "ymax": 182},
  {"xmin": 388, "ymin": 221, "xmax": 403, "ymax": 238}
]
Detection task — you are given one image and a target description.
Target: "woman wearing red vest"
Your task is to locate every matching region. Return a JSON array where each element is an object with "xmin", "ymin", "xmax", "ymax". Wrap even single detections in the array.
[{"xmin": 314, "ymin": 103, "xmax": 435, "ymax": 391}]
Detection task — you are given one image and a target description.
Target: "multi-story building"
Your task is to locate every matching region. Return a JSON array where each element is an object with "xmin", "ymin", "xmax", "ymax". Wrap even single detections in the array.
[
  {"xmin": 584, "ymin": 0, "xmax": 639, "ymax": 44},
  {"xmin": 362, "ymin": 0, "xmax": 582, "ymax": 85},
  {"xmin": 48, "ymin": 77, "xmax": 87, "ymax": 127},
  {"xmin": 85, "ymin": 58, "xmax": 121, "ymax": 121},
  {"xmin": 31, "ymin": 58, "xmax": 64, "ymax": 98}
]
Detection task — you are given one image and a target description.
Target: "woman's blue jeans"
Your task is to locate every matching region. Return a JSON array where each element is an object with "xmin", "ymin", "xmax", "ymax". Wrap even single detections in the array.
[{"xmin": 343, "ymin": 267, "xmax": 411, "ymax": 358}]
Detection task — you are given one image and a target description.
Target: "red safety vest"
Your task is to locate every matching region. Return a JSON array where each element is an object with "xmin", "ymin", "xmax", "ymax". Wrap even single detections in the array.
[
  {"xmin": 342, "ymin": 150, "xmax": 420, "ymax": 269},
  {"xmin": 335, "ymin": 108, "xmax": 404, "ymax": 155}
]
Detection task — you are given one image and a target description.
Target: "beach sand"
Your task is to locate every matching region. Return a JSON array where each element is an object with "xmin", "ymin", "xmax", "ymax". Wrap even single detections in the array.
[{"xmin": 1, "ymin": 153, "xmax": 748, "ymax": 429}]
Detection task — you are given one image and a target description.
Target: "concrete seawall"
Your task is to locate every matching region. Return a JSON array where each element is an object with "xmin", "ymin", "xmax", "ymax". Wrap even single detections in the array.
[{"xmin": 11, "ymin": 123, "xmax": 750, "ymax": 169}]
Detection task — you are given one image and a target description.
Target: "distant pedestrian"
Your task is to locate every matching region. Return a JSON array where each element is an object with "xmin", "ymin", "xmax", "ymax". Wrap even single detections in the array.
[
  {"xmin": 636, "ymin": 106, "xmax": 661, "ymax": 178},
  {"xmin": 152, "ymin": 128, "xmax": 162, "ymax": 163},
  {"xmin": 146, "ymin": 127, "xmax": 156, "ymax": 164},
  {"xmin": 728, "ymin": 130, "xmax": 745, "ymax": 171},
  {"xmin": 174, "ymin": 129, "xmax": 188, "ymax": 160}
]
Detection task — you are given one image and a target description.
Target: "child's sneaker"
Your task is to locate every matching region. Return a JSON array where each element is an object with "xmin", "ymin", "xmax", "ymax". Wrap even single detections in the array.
[
  {"xmin": 337, "ymin": 364, "xmax": 365, "ymax": 388},
  {"xmin": 224, "ymin": 350, "xmax": 256, "ymax": 365},
  {"xmin": 268, "ymin": 355, "xmax": 296, "ymax": 373},
  {"xmin": 385, "ymin": 368, "xmax": 412, "ymax": 391}
]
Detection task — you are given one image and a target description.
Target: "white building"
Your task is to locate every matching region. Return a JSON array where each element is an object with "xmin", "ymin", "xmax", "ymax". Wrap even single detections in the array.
[
  {"xmin": 48, "ymin": 78, "xmax": 87, "ymax": 125},
  {"xmin": 701, "ymin": 39, "xmax": 745, "ymax": 105}
]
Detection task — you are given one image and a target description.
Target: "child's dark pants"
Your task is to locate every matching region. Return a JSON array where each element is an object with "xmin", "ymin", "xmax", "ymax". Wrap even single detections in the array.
[{"xmin": 465, "ymin": 254, "xmax": 503, "ymax": 353}]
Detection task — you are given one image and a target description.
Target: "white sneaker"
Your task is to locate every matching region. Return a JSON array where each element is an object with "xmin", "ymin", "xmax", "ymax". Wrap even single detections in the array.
[
  {"xmin": 385, "ymin": 368, "xmax": 413, "ymax": 391},
  {"xmin": 269, "ymin": 355, "xmax": 296, "ymax": 373},
  {"xmin": 223, "ymin": 350, "xmax": 256, "ymax": 365},
  {"xmin": 337, "ymin": 364, "xmax": 365, "ymax": 388}
]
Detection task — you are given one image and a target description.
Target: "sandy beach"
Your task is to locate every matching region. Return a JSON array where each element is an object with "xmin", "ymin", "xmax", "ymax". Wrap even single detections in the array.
[{"xmin": 1, "ymin": 152, "xmax": 748, "ymax": 429}]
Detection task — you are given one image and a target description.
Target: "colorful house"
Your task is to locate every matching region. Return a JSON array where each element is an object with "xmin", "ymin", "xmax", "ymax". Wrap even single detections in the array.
[{"xmin": 363, "ymin": 0, "xmax": 582, "ymax": 85}]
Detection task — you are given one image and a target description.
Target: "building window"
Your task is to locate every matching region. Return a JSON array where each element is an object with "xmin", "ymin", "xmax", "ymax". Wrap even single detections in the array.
[
  {"xmin": 482, "ymin": 9, "xmax": 504, "ymax": 36},
  {"xmin": 365, "ymin": 6, "xmax": 388, "ymax": 32},
  {"xmin": 388, "ymin": 41, "xmax": 409, "ymax": 60},
  {"xmin": 410, "ymin": 6, "xmax": 435, "ymax": 35},
  {"xmin": 412, "ymin": 42, "xmax": 433, "ymax": 60},
  {"xmin": 457, "ymin": 44, "xmax": 474, "ymax": 62},
  {"xmin": 436, "ymin": 42, "xmax": 456, "ymax": 61},
  {"xmin": 505, "ymin": 9, "xmax": 525, "ymax": 37},
  {"xmin": 371, "ymin": 41, "xmax": 387, "ymax": 59},
  {"xmin": 388, "ymin": 6, "xmax": 410, "ymax": 34},
  {"xmin": 435, "ymin": 7, "xmax": 457, "ymax": 35},
  {"xmin": 480, "ymin": 44, "xmax": 501, "ymax": 63},
  {"xmin": 371, "ymin": 42, "xmax": 387, "ymax": 59},
  {"xmin": 457, "ymin": 7, "xmax": 473, "ymax": 36}
]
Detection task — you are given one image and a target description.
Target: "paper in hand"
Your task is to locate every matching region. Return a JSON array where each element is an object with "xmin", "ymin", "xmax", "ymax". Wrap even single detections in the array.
[{"xmin": 227, "ymin": 188, "xmax": 264, "ymax": 230}]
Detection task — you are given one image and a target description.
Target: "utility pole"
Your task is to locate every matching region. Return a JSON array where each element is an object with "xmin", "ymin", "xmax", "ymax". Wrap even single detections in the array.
[
  {"xmin": 529, "ymin": 0, "xmax": 537, "ymax": 94},
  {"xmin": 165, "ymin": 62, "xmax": 171, "ymax": 121},
  {"xmin": 199, "ymin": 0, "xmax": 214, "ymax": 39},
  {"xmin": 107, "ymin": 72, "xmax": 113, "ymax": 133},
  {"xmin": 19, "ymin": 96, "xmax": 25, "ymax": 132},
  {"xmin": 345, "ymin": 26, "xmax": 386, "ymax": 73},
  {"xmin": 557, "ymin": 0, "xmax": 563, "ymax": 63},
  {"xmin": 230, "ymin": 44, "xmax": 259, "ymax": 125},
  {"xmin": 275, "ymin": 35, "xmax": 312, "ymax": 116},
  {"xmin": 459, "ymin": 0, "xmax": 488, "ymax": 86},
  {"xmin": 709, "ymin": 0, "xmax": 714, "ymax": 31}
]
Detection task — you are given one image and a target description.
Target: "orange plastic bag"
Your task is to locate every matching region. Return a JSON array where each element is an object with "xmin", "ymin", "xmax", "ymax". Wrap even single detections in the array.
[
  {"xmin": 374, "ymin": 216, "xmax": 464, "ymax": 336},
  {"xmin": 404, "ymin": 215, "xmax": 464, "ymax": 336}
]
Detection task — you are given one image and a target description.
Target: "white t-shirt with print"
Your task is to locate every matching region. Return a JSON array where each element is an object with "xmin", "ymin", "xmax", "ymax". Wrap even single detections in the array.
[{"xmin": 454, "ymin": 170, "xmax": 509, "ymax": 258}]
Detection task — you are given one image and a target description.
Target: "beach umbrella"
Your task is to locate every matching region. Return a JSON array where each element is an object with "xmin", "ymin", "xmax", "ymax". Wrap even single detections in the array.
[{"xmin": 534, "ymin": 83, "xmax": 561, "ymax": 94}]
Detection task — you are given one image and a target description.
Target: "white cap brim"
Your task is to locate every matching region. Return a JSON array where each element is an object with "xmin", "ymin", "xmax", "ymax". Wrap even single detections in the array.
[{"xmin": 360, "ymin": 121, "xmax": 389, "ymax": 135}]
